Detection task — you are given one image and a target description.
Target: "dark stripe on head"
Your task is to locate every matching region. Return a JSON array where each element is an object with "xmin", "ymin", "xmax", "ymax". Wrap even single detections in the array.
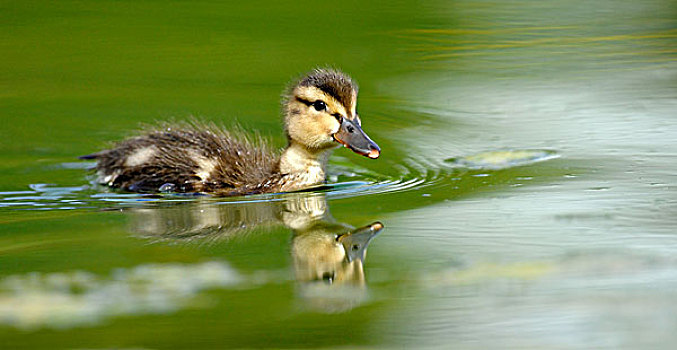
[
  {"xmin": 295, "ymin": 96, "xmax": 313, "ymax": 106},
  {"xmin": 297, "ymin": 68, "xmax": 357, "ymax": 109}
]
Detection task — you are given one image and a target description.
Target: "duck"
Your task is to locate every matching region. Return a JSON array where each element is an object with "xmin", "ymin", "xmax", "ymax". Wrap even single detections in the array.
[{"xmin": 80, "ymin": 68, "xmax": 380, "ymax": 196}]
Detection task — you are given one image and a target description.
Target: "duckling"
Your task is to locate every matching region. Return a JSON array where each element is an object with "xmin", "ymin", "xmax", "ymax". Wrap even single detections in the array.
[{"xmin": 80, "ymin": 68, "xmax": 380, "ymax": 196}]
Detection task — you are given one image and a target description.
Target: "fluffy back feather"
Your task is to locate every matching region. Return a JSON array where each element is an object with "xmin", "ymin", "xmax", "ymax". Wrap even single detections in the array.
[{"xmin": 87, "ymin": 120, "xmax": 282, "ymax": 195}]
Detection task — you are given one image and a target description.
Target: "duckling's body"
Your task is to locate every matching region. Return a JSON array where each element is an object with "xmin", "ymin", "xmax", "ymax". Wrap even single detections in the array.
[
  {"xmin": 81, "ymin": 69, "xmax": 380, "ymax": 196},
  {"xmin": 82, "ymin": 124, "xmax": 284, "ymax": 195}
]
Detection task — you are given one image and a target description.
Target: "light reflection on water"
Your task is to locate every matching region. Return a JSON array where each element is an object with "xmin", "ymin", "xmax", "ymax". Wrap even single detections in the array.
[{"xmin": 0, "ymin": 261, "xmax": 242, "ymax": 330}]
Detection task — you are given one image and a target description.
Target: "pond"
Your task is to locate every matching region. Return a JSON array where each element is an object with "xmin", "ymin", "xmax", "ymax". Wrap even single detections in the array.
[{"xmin": 1, "ymin": 0, "xmax": 676, "ymax": 348}]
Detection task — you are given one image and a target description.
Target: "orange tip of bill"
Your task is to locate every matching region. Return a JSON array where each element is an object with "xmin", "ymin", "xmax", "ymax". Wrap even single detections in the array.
[{"xmin": 368, "ymin": 149, "xmax": 380, "ymax": 159}]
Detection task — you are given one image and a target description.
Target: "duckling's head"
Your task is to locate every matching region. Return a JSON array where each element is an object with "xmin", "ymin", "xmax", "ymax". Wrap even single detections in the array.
[
  {"xmin": 284, "ymin": 69, "xmax": 380, "ymax": 159},
  {"xmin": 291, "ymin": 221, "xmax": 383, "ymax": 313}
]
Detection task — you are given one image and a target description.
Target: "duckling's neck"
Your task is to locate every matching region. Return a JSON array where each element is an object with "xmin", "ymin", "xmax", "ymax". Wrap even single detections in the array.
[{"xmin": 279, "ymin": 142, "xmax": 332, "ymax": 191}]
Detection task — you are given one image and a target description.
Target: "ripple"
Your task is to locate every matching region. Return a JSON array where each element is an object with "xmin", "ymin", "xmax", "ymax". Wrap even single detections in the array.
[{"xmin": 0, "ymin": 151, "xmax": 560, "ymax": 211}]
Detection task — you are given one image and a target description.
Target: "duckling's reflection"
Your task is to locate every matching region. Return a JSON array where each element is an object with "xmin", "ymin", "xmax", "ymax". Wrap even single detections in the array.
[{"xmin": 129, "ymin": 193, "xmax": 382, "ymax": 312}]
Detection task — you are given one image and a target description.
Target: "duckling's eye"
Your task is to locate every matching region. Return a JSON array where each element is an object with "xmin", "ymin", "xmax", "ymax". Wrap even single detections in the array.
[{"xmin": 313, "ymin": 100, "xmax": 326, "ymax": 111}]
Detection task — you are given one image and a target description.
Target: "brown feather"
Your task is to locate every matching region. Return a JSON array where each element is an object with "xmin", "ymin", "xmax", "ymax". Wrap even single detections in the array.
[{"xmin": 89, "ymin": 120, "xmax": 282, "ymax": 195}]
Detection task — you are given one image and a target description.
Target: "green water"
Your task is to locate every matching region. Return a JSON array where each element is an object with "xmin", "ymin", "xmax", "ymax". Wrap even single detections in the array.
[{"xmin": 1, "ymin": 0, "xmax": 676, "ymax": 348}]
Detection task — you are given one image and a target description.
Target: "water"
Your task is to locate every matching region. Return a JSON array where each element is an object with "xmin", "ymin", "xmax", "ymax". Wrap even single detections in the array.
[{"xmin": 1, "ymin": 0, "xmax": 676, "ymax": 348}]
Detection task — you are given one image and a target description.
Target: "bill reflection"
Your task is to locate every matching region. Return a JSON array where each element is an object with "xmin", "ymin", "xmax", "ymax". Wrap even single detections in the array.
[{"xmin": 128, "ymin": 193, "xmax": 383, "ymax": 312}]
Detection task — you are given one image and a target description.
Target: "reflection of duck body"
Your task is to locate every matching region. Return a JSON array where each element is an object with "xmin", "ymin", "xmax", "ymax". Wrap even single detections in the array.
[
  {"xmin": 81, "ymin": 69, "xmax": 380, "ymax": 196},
  {"xmin": 129, "ymin": 193, "xmax": 383, "ymax": 312}
]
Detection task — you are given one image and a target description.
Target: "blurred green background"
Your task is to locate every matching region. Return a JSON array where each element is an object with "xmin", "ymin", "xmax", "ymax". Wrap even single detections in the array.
[{"xmin": 1, "ymin": 0, "xmax": 676, "ymax": 348}]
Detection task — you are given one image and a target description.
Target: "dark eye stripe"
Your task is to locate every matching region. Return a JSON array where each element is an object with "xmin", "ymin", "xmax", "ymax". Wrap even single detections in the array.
[
  {"xmin": 295, "ymin": 97, "xmax": 344, "ymax": 121},
  {"xmin": 296, "ymin": 97, "xmax": 327, "ymax": 110},
  {"xmin": 295, "ymin": 97, "xmax": 313, "ymax": 106}
]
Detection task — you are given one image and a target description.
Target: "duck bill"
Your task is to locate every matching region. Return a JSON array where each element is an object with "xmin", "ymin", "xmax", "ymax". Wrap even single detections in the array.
[
  {"xmin": 333, "ymin": 118, "xmax": 380, "ymax": 159},
  {"xmin": 337, "ymin": 222, "xmax": 384, "ymax": 263}
]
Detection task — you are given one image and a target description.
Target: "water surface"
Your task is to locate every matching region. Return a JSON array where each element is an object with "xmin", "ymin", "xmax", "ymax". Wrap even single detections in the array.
[{"xmin": 1, "ymin": 0, "xmax": 676, "ymax": 348}]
